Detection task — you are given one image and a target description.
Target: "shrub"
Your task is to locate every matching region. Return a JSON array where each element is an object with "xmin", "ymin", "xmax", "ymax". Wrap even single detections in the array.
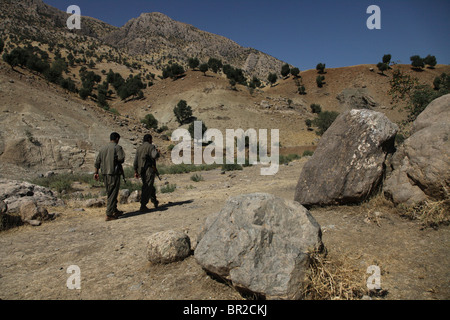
[
  {"xmin": 207, "ymin": 58, "xmax": 223, "ymax": 73},
  {"xmin": 188, "ymin": 121, "xmax": 207, "ymax": 140},
  {"xmin": 310, "ymin": 104, "xmax": 322, "ymax": 114},
  {"xmin": 173, "ymin": 100, "xmax": 193, "ymax": 125},
  {"xmin": 279, "ymin": 154, "xmax": 300, "ymax": 164},
  {"xmin": 268, "ymin": 73, "xmax": 277, "ymax": 86},
  {"xmin": 188, "ymin": 57, "xmax": 200, "ymax": 70},
  {"xmin": 316, "ymin": 75, "xmax": 325, "ymax": 88},
  {"xmin": 160, "ymin": 184, "xmax": 177, "ymax": 194},
  {"xmin": 141, "ymin": 114, "xmax": 159, "ymax": 130},
  {"xmin": 190, "ymin": 173, "xmax": 204, "ymax": 182},
  {"xmin": 199, "ymin": 63, "xmax": 208, "ymax": 76},
  {"xmin": 281, "ymin": 64, "xmax": 291, "ymax": 77},
  {"xmin": 303, "ymin": 150, "xmax": 314, "ymax": 157},
  {"xmin": 162, "ymin": 63, "xmax": 185, "ymax": 79},
  {"xmin": 313, "ymin": 111, "xmax": 339, "ymax": 135},
  {"xmin": 377, "ymin": 62, "xmax": 389, "ymax": 75},
  {"xmin": 423, "ymin": 55, "xmax": 437, "ymax": 68},
  {"xmin": 222, "ymin": 163, "xmax": 243, "ymax": 171},
  {"xmin": 291, "ymin": 67, "xmax": 300, "ymax": 78},
  {"xmin": 410, "ymin": 55, "xmax": 424, "ymax": 70},
  {"xmin": 316, "ymin": 63, "xmax": 326, "ymax": 74}
]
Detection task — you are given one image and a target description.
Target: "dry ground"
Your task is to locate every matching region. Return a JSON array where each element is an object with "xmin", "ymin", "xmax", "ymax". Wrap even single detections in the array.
[{"xmin": 0, "ymin": 159, "xmax": 449, "ymax": 300}]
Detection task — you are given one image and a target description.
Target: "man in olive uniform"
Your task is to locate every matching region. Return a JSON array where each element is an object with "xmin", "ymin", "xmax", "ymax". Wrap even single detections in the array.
[
  {"xmin": 134, "ymin": 134, "xmax": 160, "ymax": 212},
  {"xmin": 94, "ymin": 132, "xmax": 125, "ymax": 221}
]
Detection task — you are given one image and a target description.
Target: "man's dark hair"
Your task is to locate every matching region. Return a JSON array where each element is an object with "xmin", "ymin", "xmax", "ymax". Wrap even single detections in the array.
[
  {"xmin": 143, "ymin": 134, "xmax": 153, "ymax": 142},
  {"xmin": 110, "ymin": 132, "xmax": 121, "ymax": 141}
]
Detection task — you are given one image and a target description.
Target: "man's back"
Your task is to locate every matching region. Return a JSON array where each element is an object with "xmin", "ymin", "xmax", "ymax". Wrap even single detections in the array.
[
  {"xmin": 95, "ymin": 142, "xmax": 125, "ymax": 175},
  {"xmin": 134, "ymin": 141, "xmax": 158, "ymax": 172}
]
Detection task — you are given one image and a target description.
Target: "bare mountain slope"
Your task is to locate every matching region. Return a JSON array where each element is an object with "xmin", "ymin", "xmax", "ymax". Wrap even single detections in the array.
[{"xmin": 102, "ymin": 12, "xmax": 287, "ymax": 79}]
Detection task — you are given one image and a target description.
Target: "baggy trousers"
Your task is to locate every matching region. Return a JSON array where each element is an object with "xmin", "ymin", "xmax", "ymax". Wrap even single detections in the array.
[
  {"xmin": 104, "ymin": 174, "xmax": 121, "ymax": 216},
  {"xmin": 140, "ymin": 168, "xmax": 157, "ymax": 207}
]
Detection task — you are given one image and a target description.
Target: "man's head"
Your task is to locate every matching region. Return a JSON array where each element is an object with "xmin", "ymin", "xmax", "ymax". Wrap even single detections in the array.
[
  {"xmin": 110, "ymin": 132, "xmax": 121, "ymax": 143},
  {"xmin": 143, "ymin": 134, "xmax": 153, "ymax": 143}
]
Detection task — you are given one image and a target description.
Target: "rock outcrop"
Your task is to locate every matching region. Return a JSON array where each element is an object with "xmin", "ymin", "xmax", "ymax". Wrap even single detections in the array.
[{"xmin": 0, "ymin": 179, "xmax": 64, "ymax": 213}]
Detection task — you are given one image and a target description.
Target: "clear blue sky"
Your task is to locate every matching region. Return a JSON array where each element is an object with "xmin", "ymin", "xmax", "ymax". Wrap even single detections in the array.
[{"xmin": 44, "ymin": 0, "xmax": 450, "ymax": 71}]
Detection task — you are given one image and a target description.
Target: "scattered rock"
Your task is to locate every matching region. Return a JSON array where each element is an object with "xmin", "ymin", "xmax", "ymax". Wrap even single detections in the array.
[
  {"xmin": 294, "ymin": 109, "xmax": 398, "ymax": 207},
  {"xmin": 84, "ymin": 198, "xmax": 106, "ymax": 208},
  {"xmin": 147, "ymin": 230, "xmax": 191, "ymax": 264},
  {"xmin": 260, "ymin": 100, "xmax": 271, "ymax": 109},
  {"xmin": 119, "ymin": 189, "xmax": 130, "ymax": 204},
  {"xmin": 128, "ymin": 190, "xmax": 141, "ymax": 203},
  {"xmin": 25, "ymin": 220, "xmax": 42, "ymax": 227},
  {"xmin": 195, "ymin": 193, "xmax": 324, "ymax": 300}
]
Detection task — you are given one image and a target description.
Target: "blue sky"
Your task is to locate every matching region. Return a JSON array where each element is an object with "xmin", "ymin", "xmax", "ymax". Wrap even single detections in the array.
[{"xmin": 44, "ymin": 0, "xmax": 450, "ymax": 71}]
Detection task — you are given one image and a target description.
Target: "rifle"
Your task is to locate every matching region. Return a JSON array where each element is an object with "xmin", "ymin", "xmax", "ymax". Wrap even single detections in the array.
[{"xmin": 152, "ymin": 163, "xmax": 162, "ymax": 181}]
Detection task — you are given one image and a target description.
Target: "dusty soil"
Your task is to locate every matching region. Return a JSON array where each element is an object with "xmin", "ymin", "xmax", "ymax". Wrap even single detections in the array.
[{"xmin": 0, "ymin": 159, "xmax": 449, "ymax": 300}]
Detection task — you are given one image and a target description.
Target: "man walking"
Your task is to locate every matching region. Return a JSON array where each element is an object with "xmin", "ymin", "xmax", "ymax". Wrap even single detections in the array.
[
  {"xmin": 94, "ymin": 132, "xmax": 125, "ymax": 221},
  {"xmin": 134, "ymin": 134, "xmax": 160, "ymax": 212}
]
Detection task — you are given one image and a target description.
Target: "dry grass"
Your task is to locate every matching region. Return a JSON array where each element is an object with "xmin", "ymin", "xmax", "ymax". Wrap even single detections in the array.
[
  {"xmin": 398, "ymin": 199, "xmax": 450, "ymax": 229},
  {"xmin": 302, "ymin": 250, "xmax": 370, "ymax": 300}
]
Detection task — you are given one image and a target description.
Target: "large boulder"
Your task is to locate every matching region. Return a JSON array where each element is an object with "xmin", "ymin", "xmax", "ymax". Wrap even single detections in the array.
[
  {"xmin": 0, "ymin": 179, "xmax": 64, "ymax": 213},
  {"xmin": 194, "ymin": 193, "xmax": 324, "ymax": 300},
  {"xmin": 294, "ymin": 109, "xmax": 398, "ymax": 207},
  {"xmin": 147, "ymin": 230, "xmax": 191, "ymax": 264},
  {"xmin": 384, "ymin": 94, "xmax": 450, "ymax": 206}
]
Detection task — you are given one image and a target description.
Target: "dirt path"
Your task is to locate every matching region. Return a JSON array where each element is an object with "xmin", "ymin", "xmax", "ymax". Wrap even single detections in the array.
[{"xmin": 0, "ymin": 159, "xmax": 449, "ymax": 300}]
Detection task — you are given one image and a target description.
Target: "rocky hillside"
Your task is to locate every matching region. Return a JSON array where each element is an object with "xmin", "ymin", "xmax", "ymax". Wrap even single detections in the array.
[
  {"xmin": 0, "ymin": 1, "xmax": 286, "ymax": 79},
  {"xmin": 102, "ymin": 12, "xmax": 287, "ymax": 79}
]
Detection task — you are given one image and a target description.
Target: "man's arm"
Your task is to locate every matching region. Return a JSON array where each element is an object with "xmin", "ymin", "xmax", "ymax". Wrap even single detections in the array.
[{"xmin": 94, "ymin": 152, "xmax": 101, "ymax": 181}]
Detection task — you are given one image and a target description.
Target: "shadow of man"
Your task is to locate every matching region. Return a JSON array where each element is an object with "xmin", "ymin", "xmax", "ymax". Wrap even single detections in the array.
[{"xmin": 118, "ymin": 200, "xmax": 194, "ymax": 219}]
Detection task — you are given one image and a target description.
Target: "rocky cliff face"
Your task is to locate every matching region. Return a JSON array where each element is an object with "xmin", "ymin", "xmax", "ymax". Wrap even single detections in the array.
[{"xmin": 103, "ymin": 12, "xmax": 287, "ymax": 79}]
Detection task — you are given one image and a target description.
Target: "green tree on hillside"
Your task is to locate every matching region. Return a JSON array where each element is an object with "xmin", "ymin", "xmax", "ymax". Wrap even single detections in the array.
[
  {"xmin": 268, "ymin": 73, "xmax": 277, "ymax": 86},
  {"xmin": 382, "ymin": 54, "xmax": 392, "ymax": 65},
  {"xmin": 281, "ymin": 64, "xmax": 291, "ymax": 78},
  {"xmin": 313, "ymin": 111, "xmax": 339, "ymax": 135},
  {"xmin": 199, "ymin": 63, "xmax": 208, "ymax": 76},
  {"xmin": 377, "ymin": 62, "xmax": 389, "ymax": 75},
  {"xmin": 208, "ymin": 58, "xmax": 223, "ymax": 73},
  {"xmin": 141, "ymin": 114, "xmax": 159, "ymax": 130},
  {"xmin": 290, "ymin": 67, "xmax": 300, "ymax": 78},
  {"xmin": 410, "ymin": 55, "xmax": 424, "ymax": 70},
  {"xmin": 173, "ymin": 100, "xmax": 193, "ymax": 125},
  {"xmin": 188, "ymin": 57, "xmax": 200, "ymax": 70},
  {"xmin": 316, "ymin": 75, "xmax": 325, "ymax": 88},
  {"xmin": 316, "ymin": 63, "xmax": 326, "ymax": 74},
  {"xmin": 423, "ymin": 55, "xmax": 437, "ymax": 69}
]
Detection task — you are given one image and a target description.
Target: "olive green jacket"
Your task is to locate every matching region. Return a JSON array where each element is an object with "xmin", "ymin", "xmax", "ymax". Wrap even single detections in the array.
[
  {"xmin": 134, "ymin": 142, "xmax": 160, "ymax": 173},
  {"xmin": 95, "ymin": 142, "xmax": 125, "ymax": 175}
]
